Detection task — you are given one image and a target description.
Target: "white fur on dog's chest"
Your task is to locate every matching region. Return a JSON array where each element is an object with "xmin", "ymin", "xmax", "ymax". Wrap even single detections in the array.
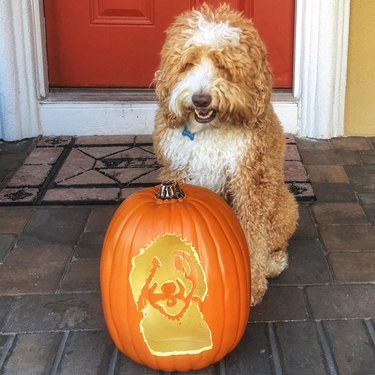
[{"xmin": 161, "ymin": 127, "xmax": 248, "ymax": 193}]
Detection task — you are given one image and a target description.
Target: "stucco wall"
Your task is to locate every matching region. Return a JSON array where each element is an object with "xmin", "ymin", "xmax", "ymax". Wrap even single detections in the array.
[{"xmin": 344, "ymin": 0, "xmax": 375, "ymax": 135}]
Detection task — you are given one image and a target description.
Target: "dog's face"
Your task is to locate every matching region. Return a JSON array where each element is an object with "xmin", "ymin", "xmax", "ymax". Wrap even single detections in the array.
[{"xmin": 156, "ymin": 4, "xmax": 272, "ymax": 131}]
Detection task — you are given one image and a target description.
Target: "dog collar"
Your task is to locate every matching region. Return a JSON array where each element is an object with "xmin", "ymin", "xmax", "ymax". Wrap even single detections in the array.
[{"xmin": 182, "ymin": 126, "xmax": 195, "ymax": 141}]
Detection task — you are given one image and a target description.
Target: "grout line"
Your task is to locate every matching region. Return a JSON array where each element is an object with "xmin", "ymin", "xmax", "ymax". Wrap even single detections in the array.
[
  {"xmin": 35, "ymin": 138, "xmax": 76, "ymax": 205},
  {"xmin": 0, "ymin": 334, "xmax": 16, "ymax": 370},
  {"xmin": 315, "ymin": 321, "xmax": 338, "ymax": 375},
  {"xmin": 50, "ymin": 331, "xmax": 69, "ymax": 375},
  {"xmin": 301, "ymin": 287, "xmax": 314, "ymax": 320},
  {"xmin": 267, "ymin": 323, "xmax": 284, "ymax": 375},
  {"xmin": 106, "ymin": 347, "xmax": 118, "ymax": 375},
  {"xmin": 364, "ymin": 319, "xmax": 375, "ymax": 348}
]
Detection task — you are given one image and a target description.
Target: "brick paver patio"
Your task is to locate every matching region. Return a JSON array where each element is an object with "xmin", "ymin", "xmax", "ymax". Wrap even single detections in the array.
[{"xmin": 0, "ymin": 135, "xmax": 374, "ymax": 374}]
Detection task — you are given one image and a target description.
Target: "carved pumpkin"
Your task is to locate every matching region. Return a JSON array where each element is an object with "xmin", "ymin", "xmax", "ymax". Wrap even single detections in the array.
[{"xmin": 100, "ymin": 182, "xmax": 251, "ymax": 372}]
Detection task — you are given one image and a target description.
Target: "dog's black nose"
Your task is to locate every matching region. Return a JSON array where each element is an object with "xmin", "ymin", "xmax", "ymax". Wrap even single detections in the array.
[{"xmin": 192, "ymin": 93, "xmax": 212, "ymax": 108}]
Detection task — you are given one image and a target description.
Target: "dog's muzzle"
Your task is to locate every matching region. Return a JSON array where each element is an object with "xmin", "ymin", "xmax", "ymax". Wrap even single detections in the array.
[{"xmin": 192, "ymin": 93, "xmax": 217, "ymax": 123}]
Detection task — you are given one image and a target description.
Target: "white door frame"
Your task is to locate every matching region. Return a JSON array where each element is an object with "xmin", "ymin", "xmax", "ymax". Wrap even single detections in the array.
[{"xmin": 0, "ymin": 0, "xmax": 350, "ymax": 141}]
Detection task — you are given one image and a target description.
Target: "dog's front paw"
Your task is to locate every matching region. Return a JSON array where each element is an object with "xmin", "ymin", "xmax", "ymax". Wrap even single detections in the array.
[
  {"xmin": 251, "ymin": 277, "xmax": 268, "ymax": 306},
  {"xmin": 266, "ymin": 248, "xmax": 289, "ymax": 278}
]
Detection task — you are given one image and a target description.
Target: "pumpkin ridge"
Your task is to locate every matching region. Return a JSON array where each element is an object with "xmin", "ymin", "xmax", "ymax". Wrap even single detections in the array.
[
  {"xmin": 182, "ymin": 200, "xmax": 228, "ymax": 362},
  {"xmin": 191, "ymin": 196, "xmax": 250, "ymax": 350},
  {"xmin": 105, "ymin": 200, "xmax": 155, "ymax": 363}
]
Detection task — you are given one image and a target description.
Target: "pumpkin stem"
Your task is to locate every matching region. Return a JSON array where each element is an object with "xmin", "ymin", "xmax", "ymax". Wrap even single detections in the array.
[{"xmin": 156, "ymin": 181, "xmax": 185, "ymax": 200}]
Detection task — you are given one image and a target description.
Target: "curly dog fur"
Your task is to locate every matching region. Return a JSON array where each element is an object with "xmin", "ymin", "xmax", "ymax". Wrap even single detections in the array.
[{"xmin": 152, "ymin": 4, "xmax": 298, "ymax": 304}]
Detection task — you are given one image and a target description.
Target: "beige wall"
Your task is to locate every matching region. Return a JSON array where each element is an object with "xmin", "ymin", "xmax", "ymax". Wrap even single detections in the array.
[{"xmin": 345, "ymin": 0, "xmax": 375, "ymax": 135}]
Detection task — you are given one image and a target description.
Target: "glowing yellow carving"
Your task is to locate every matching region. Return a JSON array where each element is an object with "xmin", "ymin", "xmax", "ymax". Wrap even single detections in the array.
[{"xmin": 129, "ymin": 233, "xmax": 212, "ymax": 356}]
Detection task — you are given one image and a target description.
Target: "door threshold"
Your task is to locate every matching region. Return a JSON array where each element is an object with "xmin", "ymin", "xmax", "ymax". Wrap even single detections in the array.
[
  {"xmin": 44, "ymin": 88, "xmax": 296, "ymax": 103},
  {"xmin": 45, "ymin": 88, "xmax": 157, "ymax": 102}
]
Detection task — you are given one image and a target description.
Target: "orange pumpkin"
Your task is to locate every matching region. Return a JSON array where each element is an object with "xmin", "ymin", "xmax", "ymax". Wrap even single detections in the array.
[{"xmin": 100, "ymin": 182, "xmax": 251, "ymax": 372}]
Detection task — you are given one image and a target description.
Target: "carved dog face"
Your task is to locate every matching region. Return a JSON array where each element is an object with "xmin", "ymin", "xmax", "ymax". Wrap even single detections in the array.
[{"xmin": 129, "ymin": 233, "xmax": 212, "ymax": 355}]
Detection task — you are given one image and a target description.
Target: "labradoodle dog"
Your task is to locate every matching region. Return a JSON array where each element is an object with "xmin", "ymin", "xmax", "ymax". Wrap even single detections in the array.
[{"xmin": 152, "ymin": 4, "xmax": 298, "ymax": 305}]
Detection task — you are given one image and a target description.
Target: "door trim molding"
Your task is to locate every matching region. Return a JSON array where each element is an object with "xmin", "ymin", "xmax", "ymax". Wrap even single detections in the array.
[{"xmin": 0, "ymin": 0, "xmax": 350, "ymax": 140}]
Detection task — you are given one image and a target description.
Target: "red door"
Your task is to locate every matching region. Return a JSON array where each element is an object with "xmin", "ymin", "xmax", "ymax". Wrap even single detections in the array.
[{"xmin": 44, "ymin": 0, "xmax": 295, "ymax": 88}]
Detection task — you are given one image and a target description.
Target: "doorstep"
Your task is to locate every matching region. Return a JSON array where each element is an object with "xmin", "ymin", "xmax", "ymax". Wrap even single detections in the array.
[{"xmin": 0, "ymin": 134, "xmax": 315, "ymax": 205}]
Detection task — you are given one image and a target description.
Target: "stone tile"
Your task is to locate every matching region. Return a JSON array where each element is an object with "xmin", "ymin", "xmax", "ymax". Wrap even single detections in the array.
[
  {"xmin": 57, "ymin": 331, "xmax": 114, "ymax": 375},
  {"xmin": 140, "ymin": 145, "xmax": 155, "ymax": 155},
  {"xmin": 224, "ymin": 323, "xmax": 272, "ymax": 375},
  {"xmin": 330, "ymin": 136, "xmax": 373, "ymax": 151},
  {"xmin": 43, "ymin": 188, "xmax": 120, "ymax": 203},
  {"xmin": 74, "ymin": 231, "xmax": 105, "ymax": 259},
  {"xmin": 103, "ymin": 146, "xmax": 155, "ymax": 159},
  {"xmin": 299, "ymin": 149, "xmax": 361, "ymax": 165},
  {"xmin": 296, "ymin": 138, "xmax": 331, "ymax": 151},
  {"xmin": 0, "ymin": 153, "xmax": 29, "ymax": 172},
  {"xmin": 144, "ymin": 158, "xmax": 160, "ymax": 167},
  {"xmin": 3, "ymin": 293, "xmax": 105, "ymax": 333},
  {"xmin": 132, "ymin": 168, "xmax": 160, "ymax": 184},
  {"xmin": 323, "ymin": 320, "xmax": 375, "ymax": 375},
  {"xmin": 136, "ymin": 134, "xmax": 153, "ymax": 144},
  {"xmin": 275, "ymin": 322, "xmax": 327, "ymax": 375},
  {"xmin": 0, "ymin": 335, "xmax": 14, "ymax": 368},
  {"xmin": 0, "ymin": 138, "xmax": 37, "ymax": 155},
  {"xmin": 345, "ymin": 165, "xmax": 375, "ymax": 192},
  {"xmin": 0, "ymin": 244, "xmax": 72, "ymax": 295},
  {"xmin": 0, "ymin": 207, "xmax": 34, "ymax": 234},
  {"xmin": 293, "ymin": 204, "xmax": 318, "ymax": 238},
  {"xmin": 0, "ymin": 234, "xmax": 16, "ymax": 263},
  {"xmin": 121, "ymin": 187, "xmax": 142, "ymax": 200},
  {"xmin": 0, "ymin": 297, "xmax": 14, "ymax": 330},
  {"xmin": 285, "ymin": 133, "xmax": 296, "ymax": 144},
  {"xmin": 285, "ymin": 144, "xmax": 301, "ymax": 161},
  {"xmin": 270, "ymin": 239, "xmax": 332, "ymax": 285},
  {"xmin": 7, "ymin": 164, "xmax": 51, "ymax": 187},
  {"xmin": 312, "ymin": 183, "xmax": 357, "ymax": 202},
  {"xmin": 24, "ymin": 147, "xmax": 63, "ymax": 165},
  {"xmin": 18, "ymin": 207, "xmax": 90, "ymax": 246},
  {"xmin": 328, "ymin": 252, "xmax": 375, "ymax": 282},
  {"xmin": 305, "ymin": 165, "xmax": 349, "ymax": 183},
  {"xmin": 57, "ymin": 170, "xmax": 116, "ymax": 186},
  {"xmin": 320, "ymin": 225, "xmax": 375, "ymax": 251},
  {"xmin": 75, "ymin": 135, "xmax": 135, "ymax": 145},
  {"xmin": 85, "ymin": 206, "xmax": 117, "ymax": 232},
  {"xmin": 328, "ymin": 150, "xmax": 363, "ymax": 165},
  {"xmin": 102, "ymin": 168, "xmax": 155, "ymax": 184},
  {"xmin": 250, "ymin": 287, "xmax": 308, "ymax": 322},
  {"xmin": 0, "ymin": 188, "xmax": 39, "ymax": 204},
  {"xmin": 284, "ymin": 161, "xmax": 309, "ymax": 182},
  {"xmin": 306, "ymin": 285, "xmax": 375, "ymax": 319},
  {"xmin": 115, "ymin": 352, "xmax": 164, "ymax": 374},
  {"xmin": 358, "ymin": 193, "xmax": 375, "ymax": 223},
  {"xmin": 0, "ymin": 333, "xmax": 62, "ymax": 374},
  {"xmin": 79, "ymin": 146, "xmax": 129, "ymax": 159},
  {"xmin": 55, "ymin": 149, "xmax": 94, "ymax": 183},
  {"xmin": 287, "ymin": 183, "xmax": 315, "ymax": 200},
  {"xmin": 37, "ymin": 136, "xmax": 72, "ymax": 147},
  {"xmin": 360, "ymin": 151, "xmax": 375, "ymax": 164},
  {"xmin": 312, "ymin": 202, "xmax": 369, "ymax": 225},
  {"xmin": 59, "ymin": 259, "xmax": 100, "ymax": 292},
  {"xmin": 172, "ymin": 364, "xmax": 220, "ymax": 375}
]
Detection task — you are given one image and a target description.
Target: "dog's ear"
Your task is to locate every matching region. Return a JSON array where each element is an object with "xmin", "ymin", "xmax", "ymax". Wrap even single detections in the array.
[
  {"xmin": 240, "ymin": 19, "xmax": 273, "ymax": 125},
  {"xmin": 155, "ymin": 66, "xmax": 180, "ymax": 128}
]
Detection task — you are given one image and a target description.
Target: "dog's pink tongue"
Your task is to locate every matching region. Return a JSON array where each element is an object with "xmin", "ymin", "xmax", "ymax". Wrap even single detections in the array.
[{"xmin": 198, "ymin": 109, "xmax": 210, "ymax": 116}]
